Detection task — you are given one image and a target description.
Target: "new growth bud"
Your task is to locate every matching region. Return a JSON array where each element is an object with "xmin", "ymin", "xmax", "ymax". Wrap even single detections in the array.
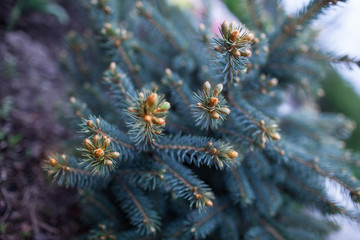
[{"xmin": 229, "ymin": 30, "xmax": 240, "ymax": 42}]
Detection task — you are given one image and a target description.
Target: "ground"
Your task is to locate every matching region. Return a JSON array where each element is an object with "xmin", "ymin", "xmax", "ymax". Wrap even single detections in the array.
[{"xmin": 0, "ymin": 1, "xmax": 86, "ymax": 239}]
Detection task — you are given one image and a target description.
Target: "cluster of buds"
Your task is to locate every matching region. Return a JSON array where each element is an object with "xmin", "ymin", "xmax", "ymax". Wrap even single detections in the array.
[
  {"xmin": 213, "ymin": 20, "xmax": 253, "ymax": 59},
  {"xmin": 91, "ymin": 0, "xmax": 112, "ymax": 14},
  {"xmin": 193, "ymin": 81, "xmax": 230, "ymax": 130},
  {"xmin": 127, "ymin": 90, "xmax": 170, "ymax": 148},
  {"xmin": 258, "ymin": 119, "xmax": 281, "ymax": 147},
  {"xmin": 204, "ymin": 141, "xmax": 239, "ymax": 169},
  {"xmin": 192, "ymin": 188, "xmax": 214, "ymax": 209},
  {"xmin": 82, "ymin": 134, "xmax": 120, "ymax": 170},
  {"xmin": 101, "ymin": 22, "xmax": 131, "ymax": 46}
]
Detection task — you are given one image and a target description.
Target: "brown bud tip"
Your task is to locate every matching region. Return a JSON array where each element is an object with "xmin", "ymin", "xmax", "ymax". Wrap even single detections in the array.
[
  {"xmin": 211, "ymin": 111, "xmax": 220, "ymax": 120},
  {"xmin": 144, "ymin": 114, "xmax": 152, "ymax": 123},
  {"xmin": 102, "ymin": 138, "xmax": 111, "ymax": 149},
  {"xmin": 93, "ymin": 134, "xmax": 101, "ymax": 147},
  {"xmin": 243, "ymin": 32, "xmax": 254, "ymax": 42},
  {"xmin": 108, "ymin": 152, "xmax": 120, "ymax": 159},
  {"xmin": 165, "ymin": 68, "xmax": 172, "ymax": 77},
  {"xmin": 227, "ymin": 150, "xmax": 238, "ymax": 159},
  {"xmin": 241, "ymin": 49, "xmax": 252, "ymax": 57},
  {"xmin": 105, "ymin": 160, "xmax": 113, "ymax": 166},
  {"xmin": 65, "ymin": 166, "xmax": 71, "ymax": 171},
  {"xmin": 203, "ymin": 81, "xmax": 211, "ymax": 93},
  {"xmin": 110, "ymin": 62, "xmax": 116, "ymax": 73},
  {"xmin": 196, "ymin": 102, "xmax": 202, "ymax": 107},
  {"xmin": 253, "ymin": 37, "xmax": 259, "ymax": 44},
  {"xmin": 84, "ymin": 139, "xmax": 94, "ymax": 151},
  {"xmin": 154, "ymin": 130, "xmax": 162, "ymax": 135},
  {"xmin": 87, "ymin": 120, "xmax": 95, "ymax": 129},
  {"xmin": 194, "ymin": 193, "xmax": 202, "ymax": 199},
  {"xmin": 146, "ymin": 93, "xmax": 158, "ymax": 106},
  {"xmin": 271, "ymin": 132, "xmax": 281, "ymax": 141},
  {"xmin": 105, "ymin": 22, "xmax": 111, "ymax": 30},
  {"xmin": 229, "ymin": 30, "xmax": 240, "ymax": 42},
  {"xmin": 190, "ymin": 227, "xmax": 196, "ymax": 233},
  {"xmin": 136, "ymin": 1, "xmax": 143, "ymax": 8},
  {"xmin": 49, "ymin": 158, "xmax": 58, "ymax": 167},
  {"xmin": 205, "ymin": 199, "xmax": 213, "ymax": 207},
  {"xmin": 221, "ymin": 20, "xmax": 229, "ymax": 34},
  {"xmin": 214, "ymin": 46, "xmax": 226, "ymax": 53},
  {"xmin": 213, "ymin": 84, "xmax": 223, "ymax": 97},
  {"xmin": 192, "ymin": 186, "xmax": 198, "ymax": 192},
  {"xmin": 153, "ymin": 117, "xmax": 165, "ymax": 125},
  {"xmin": 208, "ymin": 97, "xmax": 219, "ymax": 107},
  {"xmin": 150, "ymin": 226, "xmax": 156, "ymax": 233},
  {"xmin": 209, "ymin": 148, "xmax": 217, "ymax": 155},
  {"xmin": 280, "ymin": 150, "xmax": 285, "ymax": 155},
  {"xmin": 218, "ymin": 107, "xmax": 230, "ymax": 115},
  {"xmin": 205, "ymin": 142, "xmax": 213, "ymax": 149},
  {"xmin": 259, "ymin": 119, "xmax": 265, "ymax": 126},
  {"xmin": 268, "ymin": 78, "xmax": 278, "ymax": 87},
  {"xmin": 231, "ymin": 49, "xmax": 241, "ymax": 58},
  {"xmin": 94, "ymin": 148, "xmax": 104, "ymax": 158}
]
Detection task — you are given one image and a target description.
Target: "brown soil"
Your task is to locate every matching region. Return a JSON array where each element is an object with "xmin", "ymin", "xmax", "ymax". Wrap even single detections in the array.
[{"xmin": 0, "ymin": 1, "xmax": 87, "ymax": 239}]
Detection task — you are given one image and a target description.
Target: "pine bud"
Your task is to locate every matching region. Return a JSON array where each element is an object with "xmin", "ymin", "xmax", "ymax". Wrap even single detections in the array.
[
  {"xmin": 144, "ymin": 114, "xmax": 152, "ymax": 123},
  {"xmin": 212, "ymin": 83, "xmax": 223, "ymax": 97},
  {"xmin": 211, "ymin": 111, "xmax": 220, "ymax": 120},
  {"xmin": 205, "ymin": 142, "xmax": 213, "ymax": 149},
  {"xmin": 87, "ymin": 120, "xmax": 95, "ymax": 129},
  {"xmin": 138, "ymin": 92, "xmax": 144, "ymax": 99},
  {"xmin": 221, "ymin": 20, "xmax": 229, "ymax": 34},
  {"xmin": 104, "ymin": 160, "xmax": 113, "ymax": 166},
  {"xmin": 259, "ymin": 119, "xmax": 265, "ymax": 126},
  {"xmin": 227, "ymin": 150, "xmax": 238, "ymax": 159},
  {"xmin": 93, "ymin": 134, "xmax": 101, "ymax": 148},
  {"xmin": 218, "ymin": 107, "xmax": 230, "ymax": 115},
  {"xmin": 109, "ymin": 62, "xmax": 116, "ymax": 73},
  {"xmin": 159, "ymin": 101, "xmax": 170, "ymax": 111},
  {"xmin": 196, "ymin": 102, "xmax": 202, "ymax": 107},
  {"xmin": 194, "ymin": 193, "xmax": 202, "ymax": 199},
  {"xmin": 203, "ymin": 81, "xmax": 211, "ymax": 94},
  {"xmin": 231, "ymin": 49, "xmax": 241, "ymax": 58},
  {"xmin": 267, "ymin": 78, "xmax": 278, "ymax": 87},
  {"xmin": 94, "ymin": 148, "xmax": 104, "ymax": 158},
  {"xmin": 102, "ymin": 137, "xmax": 111, "ymax": 149},
  {"xmin": 107, "ymin": 152, "xmax": 120, "ymax": 159},
  {"xmin": 150, "ymin": 226, "xmax": 156, "ymax": 233},
  {"xmin": 241, "ymin": 49, "xmax": 252, "ymax": 57},
  {"xmin": 136, "ymin": 1, "xmax": 143, "ymax": 9},
  {"xmin": 49, "ymin": 158, "xmax": 58, "ymax": 167},
  {"xmin": 84, "ymin": 139, "xmax": 94, "ymax": 151},
  {"xmin": 243, "ymin": 32, "xmax": 254, "ymax": 42},
  {"xmin": 209, "ymin": 148, "xmax": 217, "ymax": 155},
  {"xmin": 229, "ymin": 30, "xmax": 240, "ymax": 42},
  {"xmin": 146, "ymin": 93, "xmax": 158, "ymax": 111},
  {"xmin": 190, "ymin": 227, "xmax": 196, "ymax": 233},
  {"xmin": 153, "ymin": 117, "xmax": 165, "ymax": 125},
  {"xmin": 280, "ymin": 150, "xmax": 285, "ymax": 155},
  {"xmin": 214, "ymin": 45, "xmax": 226, "ymax": 53},
  {"xmin": 65, "ymin": 166, "xmax": 71, "ymax": 171},
  {"xmin": 271, "ymin": 132, "xmax": 281, "ymax": 141},
  {"xmin": 208, "ymin": 97, "xmax": 218, "ymax": 107},
  {"xmin": 205, "ymin": 199, "xmax": 213, "ymax": 207}
]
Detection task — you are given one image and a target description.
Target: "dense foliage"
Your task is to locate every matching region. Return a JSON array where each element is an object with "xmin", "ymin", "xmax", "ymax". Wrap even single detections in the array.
[{"xmin": 45, "ymin": 0, "xmax": 360, "ymax": 239}]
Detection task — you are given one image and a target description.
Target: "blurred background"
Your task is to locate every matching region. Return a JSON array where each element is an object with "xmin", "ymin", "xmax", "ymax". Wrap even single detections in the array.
[{"xmin": 0, "ymin": 0, "xmax": 359, "ymax": 239}]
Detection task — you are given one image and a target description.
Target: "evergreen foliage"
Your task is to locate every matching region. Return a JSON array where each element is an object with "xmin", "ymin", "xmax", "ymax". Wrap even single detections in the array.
[{"xmin": 45, "ymin": 0, "xmax": 360, "ymax": 239}]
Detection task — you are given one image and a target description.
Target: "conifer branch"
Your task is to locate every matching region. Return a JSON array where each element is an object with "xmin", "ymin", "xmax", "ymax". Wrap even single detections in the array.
[
  {"xmin": 291, "ymin": 155, "xmax": 360, "ymax": 196},
  {"xmin": 260, "ymin": 219, "xmax": 286, "ymax": 240},
  {"xmin": 83, "ymin": 193, "xmax": 120, "ymax": 224},
  {"xmin": 136, "ymin": 1, "xmax": 184, "ymax": 52},
  {"xmin": 153, "ymin": 154, "xmax": 214, "ymax": 209},
  {"xmin": 269, "ymin": 0, "xmax": 341, "ymax": 53},
  {"xmin": 118, "ymin": 179, "xmax": 151, "ymax": 225},
  {"xmin": 246, "ymin": 0, "xmax": 263, "ymax": 31},
  {"xmin": 116, "ymin": 43, "xmax": 143, "ymax": 89}
]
